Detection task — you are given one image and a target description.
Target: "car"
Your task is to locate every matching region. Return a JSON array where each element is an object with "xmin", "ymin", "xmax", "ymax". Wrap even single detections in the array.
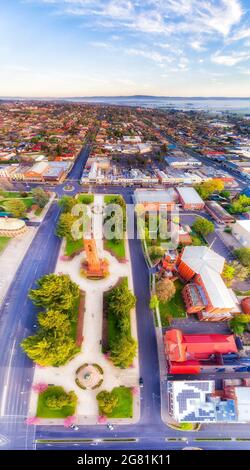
[
  {"xmin": 107, "ymin": 423, "xmax": 114, "ymax": 430},
  {"xmin": 70, "ymin": 424, "xmax": 79, "ymax": 431},
  {"xmin": 139, "ymin": 377, "xmax": 144, "ymax": 387}
]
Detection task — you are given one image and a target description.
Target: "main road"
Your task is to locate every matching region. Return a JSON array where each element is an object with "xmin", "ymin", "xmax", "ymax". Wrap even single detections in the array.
[{"xmin": 1, "ymin": 141, "xmax": 250, "ymax": 450}]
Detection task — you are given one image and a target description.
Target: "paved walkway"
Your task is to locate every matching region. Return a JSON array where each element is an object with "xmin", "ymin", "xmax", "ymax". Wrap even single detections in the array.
[
  {"xmin": 0, "ymin": 228, "xmax": 37, "ymax": 305},
  {"xmin": 29, "ymin": 194, "xmax": 140, "ymax": 425}
]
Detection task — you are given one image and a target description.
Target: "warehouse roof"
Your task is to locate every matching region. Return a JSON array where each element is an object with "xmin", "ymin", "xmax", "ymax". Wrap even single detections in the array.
[
  {"xmin": 177, "ymin": 187, "xmax": 204, "ymax": 205},
  {"xmin": 134, "ymin": 188, "xmax": 178, "ymax": 204}
]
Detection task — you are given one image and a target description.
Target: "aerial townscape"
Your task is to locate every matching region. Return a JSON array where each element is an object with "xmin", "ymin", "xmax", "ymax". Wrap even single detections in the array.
[{"xmin": 0, "ymin": 0, "xmax": 250, "ymax": 458}]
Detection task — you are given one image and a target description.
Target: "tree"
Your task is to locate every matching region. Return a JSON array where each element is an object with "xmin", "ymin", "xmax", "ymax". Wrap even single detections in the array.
[
  {"xmin": 5, "ymin": 199, "xmax": 26, "ymax": 218},
  {"xmin": 29, "ymin": 273, "xmax": 79, "ymax": 312},
  {"xmin": 231, "ymin": 261, "xmax": 249, "ymax": 282},
  {"xmin": 156, "ymin": 279, "xmax": 176, "ymax": 303},
  {"xmin": 37, "ymin": 310, "xmax": 70, "ymax": 332},
  {"xmin": 96, "ymin": 390, "xmax": 118, "ymax": 415},
  {"xmin": 222, "ymin": 263, "xmax": 235, "ymax": 286},
  {"xmin": 196, "ymin": 180, "xmax": 224, "ymax": 200},
  {"xmin": 56, "ymin": 213, "xmax": 75, "ymax": 239},
  {"xmin": 32, "ymin": 187, "xmax": 49, "ymax": 208},
  {"xmin": 21, "ymin": 332, "xmax": 78, "ymax": 366},
  {"xmin": 110, "ymin": 336, "xmax": 137, "ymax": 368},
  {"xmin": 234, "ymin": 248, "xmax": 250, "ymax": 272},
  {"xmin": 192, "ymin": 217, "xmax": 214, "ymax": 236},
  {"xmin": 150, "ymin": 294, "xmax": 159, "ymax": 310},
  {"xmin": 230, "ymin": 315, "xmax": 250, "ymax": 335},
  {"xmin": 220, "ymin": 190, "xmax": 231, "ymax": 199},
  {"xmin": 107, "ymin": 279, "xmax": 136, "ymax": 319},
  {"xmin": 148, "ymin": 246, "xmax": 165, "ymax": 262},
  {"xmin": 46, "ymin": 389, "xmax": 77, "ymax": 410},
  {"xmin": 230, "ymin": 195, "xmax": 250, "ymax": 214},
  {"xmin": 58, "ymin": 196, "xmax": 76, "ymax": 213}
]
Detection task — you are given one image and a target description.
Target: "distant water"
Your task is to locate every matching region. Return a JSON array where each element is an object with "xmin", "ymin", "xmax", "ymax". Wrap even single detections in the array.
[
  {"xmin": 2, "ymin": 96, "xmax": 250, "ymax": 114},
  {"xmin": 70, "ymin": 97, "xmax": 250, "ymax": 114}
]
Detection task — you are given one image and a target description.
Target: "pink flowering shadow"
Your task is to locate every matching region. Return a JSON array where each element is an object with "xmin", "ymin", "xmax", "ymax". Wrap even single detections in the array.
[
  {"xmin": 64, "ymin": 415, "xmax": 76, "ymax": 428},
  {"xmin": 26, "ymin": 417, "xmax": 40, "ymax": 425},
  {"xmin": 32, "ymin": 383, "xmax": 48, "ymax": 394},
  {"xmin": 98, "ymin": 415, "xmax": 107, "ymax": 424},
  {"xmin": 132, "ymin": 387, "xmax": 139, "ymax": 396}
]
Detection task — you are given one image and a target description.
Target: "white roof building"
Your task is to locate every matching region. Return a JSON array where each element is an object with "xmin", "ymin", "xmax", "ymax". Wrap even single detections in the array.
[
  {"xmin": 181, "ymin": 246, "xmax": 236, "ymax": 311},
  {"xmin": 177, "ymin": 187, "xmax": 204, "ymax": 207},
  {"xmin": 134, "ymin": 188, "xmax": 178, "ymax": 205},
  {"xmin": 232, "ymin": 220, "xmax": 250, "ymax": 248},
  {"xmin": 235, "ymin": 387, "xmax": 250, "ymax": 422}
]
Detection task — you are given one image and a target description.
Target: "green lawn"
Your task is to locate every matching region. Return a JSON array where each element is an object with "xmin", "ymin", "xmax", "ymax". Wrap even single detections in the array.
[
  {"xmin": 159, "ymin": 280, "xmax": 186, "ymax": 327},
  {"xmin": 104, "ymin": 238, "xmax": 125, "ymax": 261},
  {"xmin": 36, "ymin": 386, "xmax": 76, "ymax": 418},
  {"xmin": 65, "ymin": 238, "xmax": 84, "ymax": 256},
  {"xmin": 77, "ymin": 194, "xmax": 94, "ymax": 204},
  {"xmin": 1, "ymin": 192, "xmax": 34, "ymax": 214},
  {"xmin": 0, "ymin": 237, "xmax": 10, "ymax": 253},
  {"xmin": 105, "ymin": 387, "xmax": 133, "ymax": 418}
]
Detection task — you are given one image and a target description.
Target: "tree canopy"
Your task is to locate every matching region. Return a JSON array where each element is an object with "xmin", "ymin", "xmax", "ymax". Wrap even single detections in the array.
[
  {"xmin": 195, "ymin": 180, "xmax": 224, "ymax": 200},
  {"xmin": 96, "ymin": 390, "xmax": 119, "ymax": 415},
  {"xmin": 234, "ymin": 248, "xmax": 250, "ymax": 273},
  {"xmin": 5, "ymin": 199, "xmax": 26, "ymax": 218},
  {"xmin": 110, "ymin": 336, "xmax": 137, "ymax": 369},
  {"xmin": 58, "ymin": 195, "xmax": 76, "ymax": 213},
  {"xmin": 31, "ymin": 187, "xmax": 49, "ymax": 208},
  {"xmin": 156, "ymin": 278, "xmax": 176, "ymax": 303},
  {"xmin": 56, "ymin": 213, "xmax": 76, "ymax": 240},
  {"xmin": 192, "ymin": 216, "xmax": 214, "ymax": 236},
  {"xmin": 230, "ymin": 195, "xmax": 250, "ymax": 214},
  {"xmin": 29, "ymin": 273, "xmax": 79, "ymax": 312}
]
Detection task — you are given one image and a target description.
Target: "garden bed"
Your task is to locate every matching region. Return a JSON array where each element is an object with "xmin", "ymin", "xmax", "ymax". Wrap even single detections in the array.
[
  {"xmin": 100, "ymin": 387, "xmax": 133, "ymax": 419},
  {"xmin": 104, "ymin": 237, "xmax": 126, "ymax": 261},
  {"xmin": 75, "ymin": 291, "xmax": 85, "ymax": 347},
  {"xmin": 36, "ymin": 386, "xmax": 76, "ymax": 419}
]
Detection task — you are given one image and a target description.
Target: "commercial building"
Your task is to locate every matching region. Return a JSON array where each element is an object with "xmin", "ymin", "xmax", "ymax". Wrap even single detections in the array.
[
  {"xmin": 177, "ymin": 187, "xmax": 205, "ymax": 210},
  {"xmin": 168, "ymin": 379, "xmax": 250, "ymax": 423},
  {"xmin": 165, "ymin": 156, "xmax": 202, "ymax": 168},
  {"xmin": 164, "ymin": 329, "xmax": 238, "ymax": 375},
  {"xmin": 205, "ymin": 201, "xmax": 235, "ymax": 224},
  {"xmin": 232, "ymin": 220, "xmax": 250, "ymax": 247},
  {"xmin": 176, "ymin": 246, "xmax": 239, "ymax": 320},
  {"xmin": 134, "ymin": 188, "xmax": 178, "ymax": 211}
]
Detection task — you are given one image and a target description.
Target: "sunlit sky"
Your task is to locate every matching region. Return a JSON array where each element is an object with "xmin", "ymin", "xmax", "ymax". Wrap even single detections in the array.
[{"xmin": 0, "ymin": 0, "xmax": 250, "ymax": 97}]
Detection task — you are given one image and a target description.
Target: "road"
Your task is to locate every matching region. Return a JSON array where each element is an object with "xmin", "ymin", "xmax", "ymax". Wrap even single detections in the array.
[{"xmin": 1, "ymin": 139, "xmax": 250, "ymax": 450}]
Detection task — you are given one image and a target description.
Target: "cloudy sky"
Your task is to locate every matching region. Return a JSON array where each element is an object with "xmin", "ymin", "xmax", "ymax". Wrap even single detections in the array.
[{"xmin": 0, "ymin": 0, "xmax": 250, "ymax": 97}]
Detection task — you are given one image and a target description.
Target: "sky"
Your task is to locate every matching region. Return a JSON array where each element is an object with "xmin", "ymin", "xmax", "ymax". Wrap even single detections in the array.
[{"xmin": 0, "ymin": 0, "xmax": 250, "ymax": 97}]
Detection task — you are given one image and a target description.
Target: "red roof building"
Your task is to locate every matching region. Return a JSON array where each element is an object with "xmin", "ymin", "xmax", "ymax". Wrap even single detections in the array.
[{"xmin": 164, "ymin": 329, "xmax": 238, "ymax": 374}]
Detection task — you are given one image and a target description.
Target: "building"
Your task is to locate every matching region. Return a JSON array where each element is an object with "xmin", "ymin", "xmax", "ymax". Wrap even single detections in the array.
[
  {"xmin": 205, "ymin": 201, "xmax": 235, "ymax": 224},
  {"xmin": 0, "ymin": 217, "xmax": 27, "ymax": 237},
  {"xmin": 168, "ymin": 380, "xmax": 236, "ymax": 423},
  {"xmin": 43, "ymin": 162, "xmax": 71, "ymax": 182},
  {"xmin": 134, "ymin": 188, "xmax": 178, "ymax": 211},
  {"xmin": 165, "ymin": 156, "xmax": 202, "ymax": 168},
  {"xmin": 176, "ymin": 246, "xmax": 238, "ymax": 320},
  {"xmin": 24, "ymin": 161, "xmax": 49, "ymax": 182},
  {"xmin": 164, "ymin": 329, "xmax": 238, "ymax": 374},
  {"xmin": 168, "ymin": 379, "xmax": 250, "ymax": 424},
  {"xmin": 232, "ymin": 220, "xmax": 250, "ymax": 247},
  {"xmin": 177, "ymin": 187, "xmax": 205, "ymax": 210}
]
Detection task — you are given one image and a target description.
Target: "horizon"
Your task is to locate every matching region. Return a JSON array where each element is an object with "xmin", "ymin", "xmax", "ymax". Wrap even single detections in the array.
[
  {"xmin": 0, "ymin": 1, "xmax": 250, "ymax": 97},
  {"xmin": 1, "ymin": 94, "xmax": 250, "ymax": 100}
]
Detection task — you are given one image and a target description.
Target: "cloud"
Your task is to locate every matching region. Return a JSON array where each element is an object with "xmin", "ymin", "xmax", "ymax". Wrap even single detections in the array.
[
  {"xmin": 190, "ymin": 40, "xmax": 206, "ymax": 51},
  {"xmin": 126, "ymin": 48, "xmax": 172, "ymax": 66},
  {"xmin": 211, "ymin": 51, "xmax": 250, "ymax": 66},
  {"xmin": 230, "ymin": 27, "xmax": 250, "ymax": 41},
  {"xmin": 88, "ymin": 41, "xmax": 113, "ymax": 49}
]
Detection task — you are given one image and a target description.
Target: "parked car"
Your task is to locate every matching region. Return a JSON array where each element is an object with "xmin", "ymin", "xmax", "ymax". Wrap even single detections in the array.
[
  {"xmin": 139, "ymin": 377, "xmax": 144, "ymax": 387},
  {"xmin": 70, "ymin": 424, "xmax": 79, "ymax": 431}
]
